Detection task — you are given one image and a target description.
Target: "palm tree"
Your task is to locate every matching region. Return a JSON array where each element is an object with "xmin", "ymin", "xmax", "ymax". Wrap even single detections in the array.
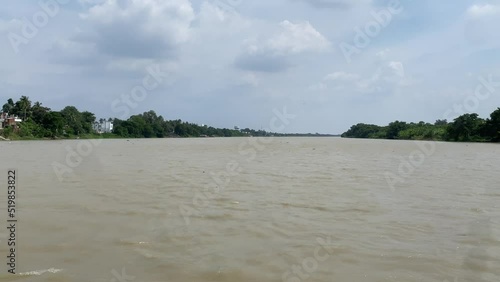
[
  {"xmin": 31, "ymin": 101, "xmax": 50, "ymax": 123},
  {"xmin": 18, "ymin": 96, "xmax": 31, "ymax": 121}
]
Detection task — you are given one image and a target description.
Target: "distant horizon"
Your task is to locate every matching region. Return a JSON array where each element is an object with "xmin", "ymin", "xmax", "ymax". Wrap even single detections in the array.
[
  {"xmin": 2, "ymin": 0, "xmax": 500, "ymax": 133},
  {"xmin": 4, "ymin": 94, "xmax": 499, "ymax": 136}
]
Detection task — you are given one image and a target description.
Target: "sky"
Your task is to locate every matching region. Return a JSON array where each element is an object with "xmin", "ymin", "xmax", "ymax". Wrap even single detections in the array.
[{"xmin": 1, "ymin": 0, "xmax": 500, "ymax": 134}]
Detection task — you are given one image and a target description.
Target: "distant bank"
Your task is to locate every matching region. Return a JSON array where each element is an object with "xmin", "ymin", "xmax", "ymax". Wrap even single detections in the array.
[
  {"xmin": 1, "ymin": 96, "xmax": 341, "ymax": 141},
  {"xmin": 341, "ymin": 108, "xmax": 500, "ymax": 143}
]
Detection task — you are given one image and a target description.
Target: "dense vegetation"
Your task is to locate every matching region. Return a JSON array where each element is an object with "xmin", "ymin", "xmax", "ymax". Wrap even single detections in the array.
[
  {"xmin": 0, "ymin": 96, "xmax": 259, "ymax": 140},
  {"xmin": 1, "ymin": 96, "xmax": 335, "ymax": 140},
  {"xmin": 111, "ymin": 111, "xmax": 247, "ymax": 138},
  {"xmin": 341, "ymin": 108, "xmax": 500, "ymax": 142}
]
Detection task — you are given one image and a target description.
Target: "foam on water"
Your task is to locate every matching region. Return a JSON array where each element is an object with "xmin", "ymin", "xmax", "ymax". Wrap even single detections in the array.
[{"xmin": 19, "ymin": 268, "xmax": 63, "ymax": 276}]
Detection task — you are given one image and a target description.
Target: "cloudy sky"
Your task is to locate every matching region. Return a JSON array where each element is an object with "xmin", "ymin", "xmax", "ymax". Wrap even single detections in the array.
[{"xmin": 1, "ymin": 0, "xmax": 500, "ymax": 134}]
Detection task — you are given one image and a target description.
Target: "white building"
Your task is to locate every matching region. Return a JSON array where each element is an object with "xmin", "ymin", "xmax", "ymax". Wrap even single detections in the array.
[
  {"xmin": 0, "ymin": 112, "xmax": 22, "ymax": 129},
  {"xmin": 93, "ymin": 120, "xmax": 113, "ymax": 134}
]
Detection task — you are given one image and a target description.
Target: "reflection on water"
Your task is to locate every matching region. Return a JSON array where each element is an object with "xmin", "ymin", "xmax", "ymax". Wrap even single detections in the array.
[{"xmin": 0, "ymin": 138, "xmax": 498, "ymax": 281}]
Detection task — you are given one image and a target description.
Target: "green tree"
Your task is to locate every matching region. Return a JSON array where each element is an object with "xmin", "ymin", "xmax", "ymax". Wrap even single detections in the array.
[
  {"xmin": 483, "ymin": 108, "xmax": 500, "ymax": 141},
  {"xmin": 141, "ymin": 110, "xmax": 166, "ymax": 137},
  {"xmin": 2, "ymin": 126, "xmax": 13, "ymax": 138},
  {"xmin": 111, "ymin": 118, "xmax": 127, "ymax": 137},
  {"xmin": 174, "ymin": 122, "xmax": 189, "ymax": 137},
  {"xmin": 341, "ymin": 123, "xmax": 383, "ymax": 138},
  {"xmin": 42, "ymin": 112, "xmax": 65, "ymax": 137},
  {"xmin": 15, "ymin": 96, "xmax": 32, "ymax": 121},
  {"xmin": 60, "ymin": 106, "xmax": 84, "ymax": 135},
  {"xmin": 81, "ymin": 111, "xmax": 96, "ymax": 134},
  {"xmin": 446, "ymin": 113, "xmax": 485, "ymax": 141},
  {"xmin": 2, "ymin": 98, "xmax": 15, "ymax": 113},
  {"xmin": 434, "ymin": 119, "xmax": 448, "ymax": 126},
  {"xmin": 31, "ymin": 102, "xmax": 51, "ymax": 124},
  {"xmin": 18, "ymin": 120, "xmax": 45, "ymax": 138},
  {"xmin": 386, "ymin": 121, "xmax": 409, "ymax": 139}
]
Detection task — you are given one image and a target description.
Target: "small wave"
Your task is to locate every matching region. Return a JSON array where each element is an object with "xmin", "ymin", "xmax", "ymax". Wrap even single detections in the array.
[
  {"xmin": 134, "ymin": 248, "xmax": 162, "ymax": 260},
  {"xmin": 19, "ymin": 268, "xmax": 62, "ymax": 276},
  {"xmin": 280, "ymin": 203, "xmax": 330, "ymax": 212},
  {"xmin": 338, "ymin": 207, "xmax": 373, "ymax": 213},
  {"xmin": 197, "ymin": 213, "xmax": 233, "ymax": 220},
  {"xmin": 117, "ymin": 239, "xmax": 151, "ymax": 246}
]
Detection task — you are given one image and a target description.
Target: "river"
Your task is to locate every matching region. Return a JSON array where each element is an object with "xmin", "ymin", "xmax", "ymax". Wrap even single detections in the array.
[{"xmin": 0, "ymin": 137, "xmax": 498, "ymax": 281}]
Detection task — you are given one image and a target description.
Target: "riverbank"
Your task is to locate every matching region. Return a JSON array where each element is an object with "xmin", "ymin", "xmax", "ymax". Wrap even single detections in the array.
[
  {"xmin": 341, "ymin": 109, "xmax": 500, "ymax": 143},
  {"xmin": 0, "ymin": 133, "xmax": 118, "ymax": 141},
  {"xmin": 1, "ymin": 133, "xmax": 341, "ymax": 141}
]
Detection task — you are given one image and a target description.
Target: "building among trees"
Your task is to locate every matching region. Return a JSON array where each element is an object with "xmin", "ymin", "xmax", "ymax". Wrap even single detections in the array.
[
  {"xmin": 0, "ymin": 112, "xmax": 22, "ymax": 130},
  {"xmin": 93, "ymin": 120, "xmax": 114, "ymax": 134}
]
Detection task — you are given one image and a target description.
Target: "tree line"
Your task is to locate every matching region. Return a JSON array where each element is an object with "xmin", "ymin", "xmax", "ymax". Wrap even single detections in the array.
[
  {"xmin": 0, "ymin": 96, "xmax": 273, "ymax": 139},
  {"xmin": 341, "ymin": 108, "xmax": 500, "ymax": 142},
  {"xmin": 112, "ymin": 111, "xmax": 247, "ymax": 138},
  {"xmin": 2, "ymin": 97, "xmax": 96, "ymax": 139}
]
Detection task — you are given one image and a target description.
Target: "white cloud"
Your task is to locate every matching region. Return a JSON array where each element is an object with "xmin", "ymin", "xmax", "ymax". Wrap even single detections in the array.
[
  {"xmin": 361, "ymin": 62, "xmax": 406, "ymax": 87},
  {"xmin": 48, "ymin": 38, "xmax": 98, "ymax": 65},
  {"xmin": 78, "ymin": 0, "xmax": 106, "ymax": 5},
  {"xmin": 325, "ymin": 71, "xmax": 359, "ymax": 81},
  {"xmin": 235, "ymin": 20, "xmax": 330, "ymax": 72},
  {"xmin": 315, "ymin": 61, "xmax": 409, "ymax": 95},
  {"xmin": 267, "ymin": 20, "xmax": 330, "ymax": 55},
  {"xmin": 307, "ymin": 82, "xmax": 327, "ymax": 91},
  {"xmin": 376, "ymin": 48, "xmax": 391, "ymax": 60},
  {"xmin": 198, "ymin": 1, "xmax": 243, "ymax": 23},
  {"xmin": 464, "ymin": 3, "xmax": 500, "ymax": 45},
  {"xmin": 196, "ymin": 2, "xmax": 253, "ymax": 38},
  {"xmin": 105, "ymin": 59, "xmax": 178, "ymax": 75},
  {"xmin": 388, "ymin": 61, "xmax": 405, "ymax": 78},
  {"xmin": 294, "ymin": 0, "xmax": 372, "ymax": 9},
  {"xmin": 239, "ymin": 73, "xmax": 260, "ymax": 87},
  {"xmin": 0, "ymin": 19, "xmax": 21, "ymax": 33},
  {"xmin": 466, "ymin": 4, "xmax": 500, "ymax": 19},
  {"xmin": 79, "ymin": 0, "xmax": 195, "ymax": 58}
]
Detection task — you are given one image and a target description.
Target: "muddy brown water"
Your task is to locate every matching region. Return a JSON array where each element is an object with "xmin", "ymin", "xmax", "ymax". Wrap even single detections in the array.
[{"xmin": 0, "ymin": 138, "xmax": 498, "ymax": 281}]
